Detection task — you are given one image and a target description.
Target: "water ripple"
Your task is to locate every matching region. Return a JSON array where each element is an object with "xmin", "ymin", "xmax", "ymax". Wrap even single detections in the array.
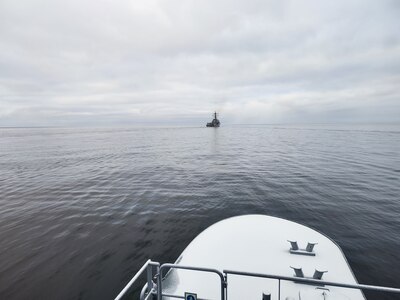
[{"xmin": 0, "ymin": 125, "xmax": 399, "ymax": 300}]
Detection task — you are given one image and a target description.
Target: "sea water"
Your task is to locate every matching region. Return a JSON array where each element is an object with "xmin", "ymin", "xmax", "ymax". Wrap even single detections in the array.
[{"xmin": 0, "ymin": 124, "xmax": 399, "ymax": 299}]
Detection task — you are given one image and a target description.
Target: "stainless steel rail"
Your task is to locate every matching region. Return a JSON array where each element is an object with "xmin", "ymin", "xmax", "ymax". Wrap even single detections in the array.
[
  {"xmin": 115, "ymin": 260, "xmax": 400, "ymax": 300},
  {"xmin": 158, "ymin": 263, "xmax": 226, "ymax": 300},
  {"xmin": 223, "ymin": 269, "xmax": 400, "ymax": 294},
  {"xmin": 114, "ymin": 260, "xmax": 160, "ymax": 300}
]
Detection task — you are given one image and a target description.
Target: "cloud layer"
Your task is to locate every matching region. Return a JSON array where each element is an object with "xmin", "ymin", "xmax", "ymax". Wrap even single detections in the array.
[{"xmin": 1, "ymin": 0, "xmax": 399, "ymax": 126}]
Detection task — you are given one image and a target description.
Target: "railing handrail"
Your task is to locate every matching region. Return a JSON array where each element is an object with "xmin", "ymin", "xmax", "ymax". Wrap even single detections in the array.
[
  {"xmin": 114, "ymin": 260, "xmax": 159, "ymax": 300},
  {"xmin": 158, "ymin": 263, "xmax": 226, "ymax": 300},
  {"xmin": 223, "ymin": 268, "xmax": 400, "ymax": 294},
  {"xmin": 160, "ymin": 263, "xmax": 226, "ymax": 283},
  {"xmin": 114, "ymin": 260, "xmax": 400, "ymax": 300}
]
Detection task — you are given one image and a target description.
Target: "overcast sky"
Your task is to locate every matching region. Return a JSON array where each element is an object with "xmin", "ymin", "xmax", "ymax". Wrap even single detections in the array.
[{"xmin": 0, "ymin": 0, "xmax": 399, "ymax": 126}]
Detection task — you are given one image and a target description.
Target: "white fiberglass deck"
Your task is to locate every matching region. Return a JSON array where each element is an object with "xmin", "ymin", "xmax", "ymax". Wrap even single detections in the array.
[{"xmin": 162, "ymin": 215, "xmax": 365, "ymax": 300}]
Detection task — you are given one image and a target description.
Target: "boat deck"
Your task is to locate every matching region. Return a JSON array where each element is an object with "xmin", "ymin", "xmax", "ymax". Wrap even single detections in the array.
[{"xmin": 162, "ymin": 215, "xmax": 365, "ymax": 300}]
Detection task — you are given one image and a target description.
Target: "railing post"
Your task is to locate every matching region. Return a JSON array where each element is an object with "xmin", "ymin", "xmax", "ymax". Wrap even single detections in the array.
[
  {"xmin": 224, "ymin": 272, "xmax": 228, "ymax": 300},
  {"xmin": 221, "ymin": 273, "xmax": 226, "ymax": 300},
  {"xmin": 146, "ymin": 262, "xmax": 160, "ymax": 298},
  {"xmin": 146, "ymin": 264, "xmax": 154, "ymax": 294},
  {"xmin": 157, "ymin": 269, "xmax": 162, "ymax": 300},
  {"xmin": 278, "ymin": 279, "xmax": 280, "ymax": 300}
]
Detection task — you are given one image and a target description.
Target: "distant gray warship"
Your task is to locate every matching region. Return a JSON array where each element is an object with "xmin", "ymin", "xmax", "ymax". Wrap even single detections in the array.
[{"xmin": 206, "ymin": 112, "xmax": 220, "ymax": 127}]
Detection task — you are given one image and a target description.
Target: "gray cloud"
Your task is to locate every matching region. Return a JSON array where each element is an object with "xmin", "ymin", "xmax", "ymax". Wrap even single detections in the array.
[{"xmin": 0, "ymin": 0, "xmax": 399, "ymax": 126}]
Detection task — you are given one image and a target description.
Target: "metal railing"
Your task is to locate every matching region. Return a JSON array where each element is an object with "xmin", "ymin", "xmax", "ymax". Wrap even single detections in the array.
[
  {"xmin": 224, "ymin": 269, "xmax": 400, "ymax": 300},
  {"xmin": 114, "ymin": 260, "xmax": 400, "ymax": 300},
  {"xmin": 157, "ymin": 263, "xmax": 226, "ymax": 300},
  {"xmin": 114, "ymin": 260, "xmax": 160, "ymax": 300}
]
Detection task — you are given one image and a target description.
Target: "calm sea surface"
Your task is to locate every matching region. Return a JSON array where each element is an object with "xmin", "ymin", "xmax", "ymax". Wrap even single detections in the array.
[{"xmin": 0, "ymin": 125, "xmax": 399, "ymax": 300}]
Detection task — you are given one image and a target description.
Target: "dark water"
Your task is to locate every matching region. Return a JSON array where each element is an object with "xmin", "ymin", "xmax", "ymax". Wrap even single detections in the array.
[{"xmin": 1, "ymin": 125, "xmax": 399, "ymax": 300}]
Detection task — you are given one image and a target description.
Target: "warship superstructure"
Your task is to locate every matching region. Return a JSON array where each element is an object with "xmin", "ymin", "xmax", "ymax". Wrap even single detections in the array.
[{"xmin": 206, "ymin": 112, "xmax": 220, "ymax": 127}]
